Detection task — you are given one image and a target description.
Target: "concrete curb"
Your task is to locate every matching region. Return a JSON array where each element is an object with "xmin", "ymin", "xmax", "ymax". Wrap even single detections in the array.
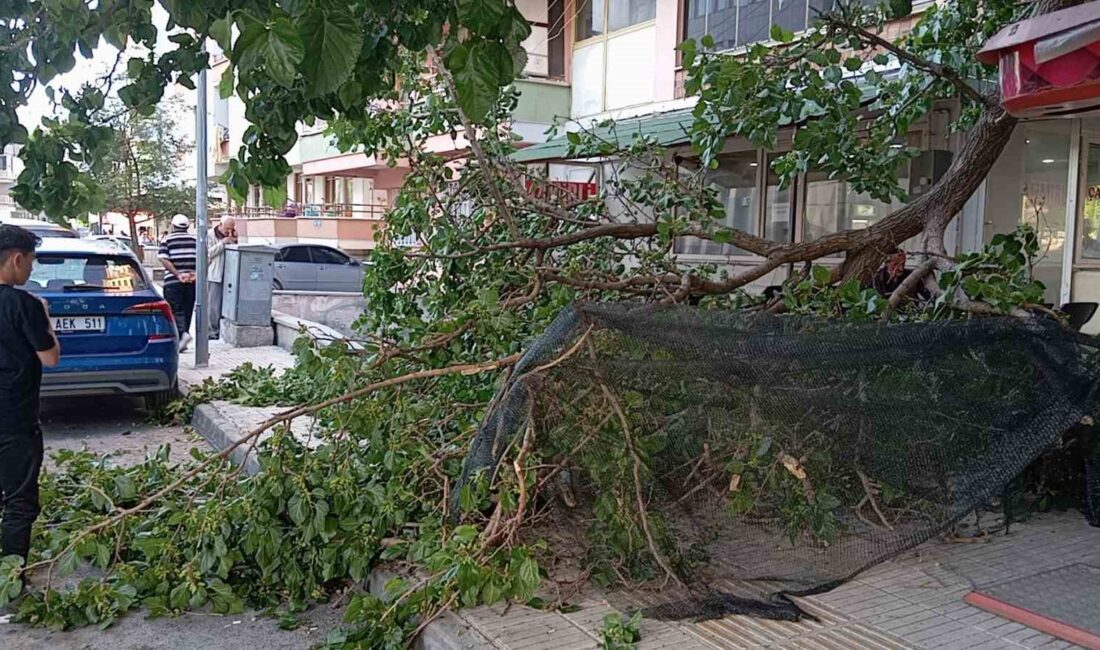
[{"xmin": 191, "ymin": 402, "xmax": 262, "ymax": 476}]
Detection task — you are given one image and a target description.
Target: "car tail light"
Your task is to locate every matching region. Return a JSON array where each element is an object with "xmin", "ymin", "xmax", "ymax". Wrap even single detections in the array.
[{"xmin": 125, "ymin": 301, "xmax": 176, "ymax": 340}]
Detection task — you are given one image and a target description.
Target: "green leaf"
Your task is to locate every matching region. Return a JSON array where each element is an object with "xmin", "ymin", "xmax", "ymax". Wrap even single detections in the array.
[
  {"xmin": 262, "ymin": 184, "xmax": 287, "ymax": 210},
  {"xmin": 58, "ymin": 550, "xmax": 78, "ymax": 576},
  {"xmin": 210, "ymin": 18, "xmax": 233, "ymax": 54},
  {"xmin": 126, "ymin": 58, "xmax": 144, "ymax": 79},
  {"xmin": 518, "ymin": 556, "xmax": 540, "ymax": 591},
  {"xmin": 769, "ymin": 24, "xmax": 794, "ymax": 43},
  {"xmin": 453, "ymin": 524, "xmax": 479, "ymax": 544},
  {"xmin": 219, "ymin": 65, "xmax": 235, "ymax": 99},
  {"xmin": 446, "ymin": 40, "xmax": 506, "ymax": 121},
  {"xmin": 237, "ymin": 18, "xmax": 303, "ymax": 87},
  {"xmin": 713, "ymin": 229, "xmax": 732, "ymax": 244},
  {"xmin": 811, "ymin": 265, "xmax": 832, "ymax": 287},
  {"xmin": 287, "ymin": 494, "xmax": 308, "ymax": 525},
  {"xmin": 299, "ymin": 8, "xmax": 363, "ymax": 98},
  {"xmin": 262, "ymin": 19, "xmax": 304, "ymax": 86},
  {"xmin": 844, "ymin": 57, "xmax": 864, "ymax": 72},
  {"xmin": 457, "ymin": 0, "xmax": 508, "ymax": 35}
]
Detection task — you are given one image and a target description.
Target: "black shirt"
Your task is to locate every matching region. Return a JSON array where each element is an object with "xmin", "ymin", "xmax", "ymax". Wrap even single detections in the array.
[{"xmin": 0, "ymin": 285, "xmax": 54, "ymax": 432}]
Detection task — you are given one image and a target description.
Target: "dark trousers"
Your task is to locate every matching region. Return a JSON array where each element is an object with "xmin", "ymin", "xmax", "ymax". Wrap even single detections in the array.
[
  {"xmin": 0, "ymin": 428, "xmax": 43, "ymax": 560},
  {"xmin": 164, "ymin": 282, "xmax": 196, "ymax": 337}
]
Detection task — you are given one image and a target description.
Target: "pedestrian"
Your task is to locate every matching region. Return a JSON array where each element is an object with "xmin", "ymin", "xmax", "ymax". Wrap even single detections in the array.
[
  {"xmin": 0, "ymin": 225, "xmax": 59, "ymax": 564},
  {"xmin": 139, "ymin": 227, "xmax": 155, "ymax": 247},
  {"xmin": 206, "ymin": 216, "xmax": 237, "ymax": 340},
  {"xmin": 158, "ymin": 214, "xmax": 197, "ymax": 352}
]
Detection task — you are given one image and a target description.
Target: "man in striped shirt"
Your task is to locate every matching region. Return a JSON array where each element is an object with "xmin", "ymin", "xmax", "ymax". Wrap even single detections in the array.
[{"xmin": 158, "ymin": 214, "xmax": 198, "ymax": 352}]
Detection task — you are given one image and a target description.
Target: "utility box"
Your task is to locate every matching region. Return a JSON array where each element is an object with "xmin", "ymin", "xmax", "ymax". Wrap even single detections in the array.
[{"xmin": 222, "ymin": 245, "xmax": 276, "ymax": 347}]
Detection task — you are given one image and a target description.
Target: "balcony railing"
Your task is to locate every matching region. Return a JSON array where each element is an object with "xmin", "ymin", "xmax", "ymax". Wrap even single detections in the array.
[{"xmin": 215, "ymin": 202, "xmax": 389, "ymax": 220}]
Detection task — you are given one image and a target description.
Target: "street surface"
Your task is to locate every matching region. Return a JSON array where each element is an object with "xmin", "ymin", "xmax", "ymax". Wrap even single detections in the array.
[{"xmin": 1, "ymin": 396, "xmax": 345, "ymax": 650}]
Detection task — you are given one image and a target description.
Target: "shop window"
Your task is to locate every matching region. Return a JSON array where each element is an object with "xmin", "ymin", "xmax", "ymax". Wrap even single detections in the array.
[
  {"xmin": 578, "ymin": 0, "xmax": 656, "ymax": 41},
  {"xmin": 801, "ymin": 164, "xmax": 909, "ymax": 249},
  {"xmin": 676, "ymin": 152, "xmax": 759, "ymax": 256}
]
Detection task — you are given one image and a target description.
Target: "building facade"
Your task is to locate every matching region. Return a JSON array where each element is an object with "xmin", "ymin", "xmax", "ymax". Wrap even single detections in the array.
[
  {"xmin": 0, "ymin": 144, "xmax": 39, "ymax": 222},
  {"xmin": 515, "ymin": 0, "xmax": 1100, "ymax": 333},
  {"xmin": 207, "ymin": 0, "xmax": 1100, "ymax": 332},
  {"xmin": 209, "ymin": 0, "xmax": 571, "ymax": 253}
]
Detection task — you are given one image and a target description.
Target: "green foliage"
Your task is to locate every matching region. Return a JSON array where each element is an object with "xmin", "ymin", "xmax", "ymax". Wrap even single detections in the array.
[
  {"xmin": 938, "ymin": 225, "xmax": 1047, "ymax": 315},
  {"xmin": 90, "ymin": 90, "xmax": 195, "ymax": 236},
  {"xmin": 1, "ymin": 0, "xmax": 523, "ymax": 219},
  {"xmin": 684, "ymin": 0, "xmax": 1025, "ymax": 201},
  {"xmin": 600, "ymin": 612, "xmax": 642, "ymax": 650}
]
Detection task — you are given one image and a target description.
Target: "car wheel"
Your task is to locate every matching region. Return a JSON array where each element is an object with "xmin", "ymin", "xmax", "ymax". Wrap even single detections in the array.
[
  {"xmin": 273, "ymin": 278, "xmax": 284, "ymax": 291},
  {"xmin": 144, "ymin": 383, "xmax": 180, "ymax": 412}
]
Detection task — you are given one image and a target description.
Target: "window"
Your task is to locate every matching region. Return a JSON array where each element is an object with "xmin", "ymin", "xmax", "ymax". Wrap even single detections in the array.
[
  {"xmin": 676, "ymin": 152, "xmax": 759, "ymax": 256},
  {"xmin": 802, "ymin": 164, "xmax": 909, "ymax": 248},
  {"xmin": 23, "ymin": 255, "xmax": 147, "ymax": 293},
  {"xmin": 684, "ymin": 0, "xmax": 870, "ymax": 50},
  {"xmin": 577, "ymin": 0, "xmax": 655, "ymax": 40},
  {"xmin": 764, "ymin": 154, "xmax": 793, "ymax": 243},
  {"xmin": 278, "ymin": 246, "xmax": 311, "ymax": 263},
  {"xmin": 310, "ymin": 247, "xmax": 351, "ymax": 265},
  {"xmin": 0, "ymin": 155, "xmax": 7, "ymax": 171},
  {"xmin": 1083, "ymin": 143, "xmax": 1100, "ymax": 260}
]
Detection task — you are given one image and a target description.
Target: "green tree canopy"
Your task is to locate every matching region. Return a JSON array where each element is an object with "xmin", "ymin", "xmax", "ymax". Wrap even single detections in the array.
[
  {"xmin": 1, "ymin": 0, "xmax": 529, "ymax": 218},
  {"xmin": 91, "ymin": 91, "xmax": 194, "ymax": 243}
]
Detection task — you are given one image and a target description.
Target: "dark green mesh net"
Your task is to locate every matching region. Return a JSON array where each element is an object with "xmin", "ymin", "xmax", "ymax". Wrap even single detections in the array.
[{"xmin": 458, "ymin": 303, "xmax": 1100, "ymax": 621}]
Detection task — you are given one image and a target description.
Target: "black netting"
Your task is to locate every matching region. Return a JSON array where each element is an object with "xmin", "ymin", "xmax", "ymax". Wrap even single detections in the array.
[{"xmin": 457, "ymin": 303, "xmax": 1100, "ymax": 621}]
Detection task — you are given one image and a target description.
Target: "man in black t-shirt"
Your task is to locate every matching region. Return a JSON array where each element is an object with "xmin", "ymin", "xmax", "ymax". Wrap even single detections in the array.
[{"xmin": 0, "ymin": 225, "xmax": 59, "ymax": 562}]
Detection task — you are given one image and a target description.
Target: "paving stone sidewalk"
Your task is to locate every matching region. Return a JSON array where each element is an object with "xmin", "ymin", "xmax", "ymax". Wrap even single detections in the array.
[
  {"xmin": 179, "ymin": 346, "xmax": 1095, "ymax": 649},
  {"xmin": 178, "ymin": 339, "xmax": 295, "ymax": 391}
]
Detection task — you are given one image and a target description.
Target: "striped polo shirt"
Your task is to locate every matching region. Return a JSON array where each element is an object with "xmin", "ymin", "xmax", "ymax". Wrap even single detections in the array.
[{"xmin": 157, "ymin": 230, "xmax": 197, "ymax": 286}]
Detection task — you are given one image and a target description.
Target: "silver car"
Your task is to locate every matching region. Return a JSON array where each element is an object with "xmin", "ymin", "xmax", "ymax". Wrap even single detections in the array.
[{"xmin": 272, "ymin": 244, "xmax": 365, "ymax": 292}]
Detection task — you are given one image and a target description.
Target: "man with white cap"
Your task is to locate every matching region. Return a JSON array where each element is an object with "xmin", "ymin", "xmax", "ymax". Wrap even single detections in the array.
[{"xmin": 158, "ymin": 214, "xmax": 198, "ymax": 352}]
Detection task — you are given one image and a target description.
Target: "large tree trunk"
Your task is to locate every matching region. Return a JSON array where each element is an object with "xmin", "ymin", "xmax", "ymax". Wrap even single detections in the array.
[
  {"xmin": 837, "ymin": 0, "xmax": 1084, "ymax": 281},
  {"xmin": 838, "ymin": 104, "xmax": 1018, "ymax": 280}
]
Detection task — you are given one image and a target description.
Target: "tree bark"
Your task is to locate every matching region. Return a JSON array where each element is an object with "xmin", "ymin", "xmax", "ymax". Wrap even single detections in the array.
[
  {"xmin": 836, "ymin": 0, "xmax": 1085, "ymax": 281},
  {"xmin": 838, "ymin": 104, "xmax": 1017, "ymax": 281}
]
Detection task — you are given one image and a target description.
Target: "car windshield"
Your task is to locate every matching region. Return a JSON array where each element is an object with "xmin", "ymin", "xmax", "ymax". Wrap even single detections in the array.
[
  {"xmin": 22, "ymin": 254, "xmax": 148, "ymax": 293},
  {"xmin": 32, "ymin": 228, "xmax": 78, "ymax": 239}
]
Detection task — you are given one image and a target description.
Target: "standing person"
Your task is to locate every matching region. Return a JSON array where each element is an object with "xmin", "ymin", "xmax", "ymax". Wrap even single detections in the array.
[
  {"xmin": 206, "ymin": 216, "xmax": 237, "ymax": 340},
  {"xmin": 158, "ymin": 214, "xmax": 198, "ymax": 352},
  {"xmin": 0, "ymin": 225, "xmax": 59, "ymax": 563}
]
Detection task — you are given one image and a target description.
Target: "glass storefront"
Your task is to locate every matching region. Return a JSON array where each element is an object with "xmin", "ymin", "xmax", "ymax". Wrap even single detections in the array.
[{"xmin": 983, "ymin": 121, "xmax": 1072, "ymax": 305}]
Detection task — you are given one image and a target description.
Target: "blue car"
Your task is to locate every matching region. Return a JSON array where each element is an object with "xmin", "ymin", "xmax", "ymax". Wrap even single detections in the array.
[{"xmin": 20, "ymin": 239, "xmax": 179, "ymax": 410}]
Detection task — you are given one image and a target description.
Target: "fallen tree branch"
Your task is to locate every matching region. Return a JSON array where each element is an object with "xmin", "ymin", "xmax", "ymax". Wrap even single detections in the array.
[{"xmin": 22, "ymin": 353, "xmax": 522, "ymax": 578}]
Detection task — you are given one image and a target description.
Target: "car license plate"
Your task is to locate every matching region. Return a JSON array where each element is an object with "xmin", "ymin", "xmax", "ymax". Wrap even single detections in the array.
[{"xmin": 52, "ymin": 316, "xmax": 106, "ymax": 332}]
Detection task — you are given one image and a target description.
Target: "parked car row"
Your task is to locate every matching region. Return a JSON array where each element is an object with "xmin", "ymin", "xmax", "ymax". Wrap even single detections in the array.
[{"xmin": 0, "ymin": 218, "xmax": 367, "ymax": 409}]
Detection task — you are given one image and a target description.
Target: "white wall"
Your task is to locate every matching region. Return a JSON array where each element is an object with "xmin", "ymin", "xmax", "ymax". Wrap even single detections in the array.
[{"xmin": 605, "ymin": 27, "xmax": 656, "ymax": 111}]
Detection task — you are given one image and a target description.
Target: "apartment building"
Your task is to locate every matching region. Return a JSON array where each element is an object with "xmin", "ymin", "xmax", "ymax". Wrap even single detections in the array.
[
  {"xmin": 209, "ymin": 0, "xmax": 570, "ymax": 253},
  {"xmin": 206, "ymin": 0, "xmax": 1100, "ymax": 331},
  {"xmin": 513, "ymin": 0, "xmax": 1100, "ymax": 332},
  {"xmin": 0, "ymin": 144, "xmax": 40, "ymax": 222}
]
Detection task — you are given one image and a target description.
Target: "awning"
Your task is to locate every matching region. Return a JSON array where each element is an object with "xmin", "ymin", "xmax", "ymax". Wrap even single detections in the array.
[
  {"xmin": 512, "ymin": 85, "xmax": 881, "ymax": 164},
  {"xmin": 511, "ymin": 108, "xmax": 698, "ymax": 163}
]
